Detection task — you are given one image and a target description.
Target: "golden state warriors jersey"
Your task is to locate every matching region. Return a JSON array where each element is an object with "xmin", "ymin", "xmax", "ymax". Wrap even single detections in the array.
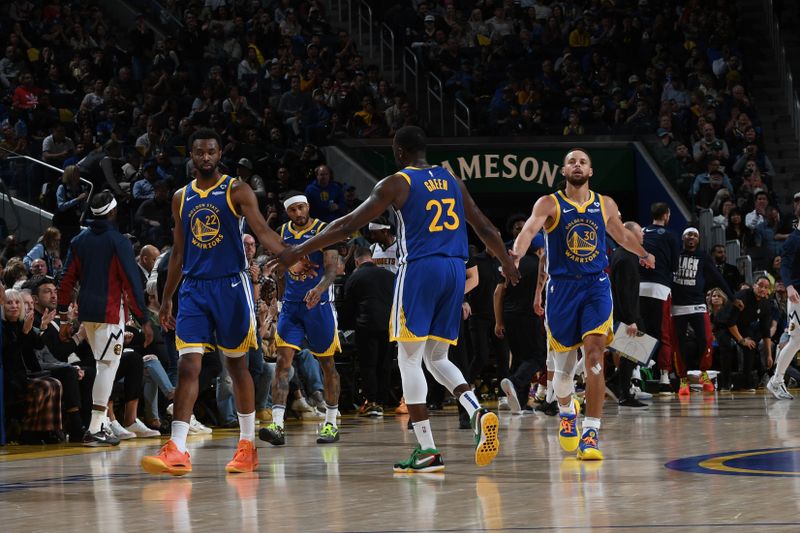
[
  {"xmin": 280, "ymin": 219, "xmax": 331, "ymax": 303},
  {"xmin": 393, "ymin": 166, "xmax": 468, "ymax": 265},
  {"xmin": 544, "ymin": 190, "xmax": 608, "ymax": 277},
  {"xmin": 180, "ymin": 175, "xmax": 246, "ymax": 279}
]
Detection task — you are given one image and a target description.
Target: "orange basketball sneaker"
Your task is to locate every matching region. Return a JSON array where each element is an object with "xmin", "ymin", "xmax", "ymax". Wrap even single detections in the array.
[
  {"xmin": 226, "ymin": 440, "xmax": 259, "ymax": 473},
  {"xmin": 142, "ymin": 440, "xmax": 193, "ymax": 476}
]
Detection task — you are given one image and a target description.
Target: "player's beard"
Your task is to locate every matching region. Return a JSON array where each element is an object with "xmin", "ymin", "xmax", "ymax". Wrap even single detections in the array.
[
  {"xmin": 197, "ymin": 162, "xmax": 217, "ymax": 179},
  {"xmin": 565, "ymin": 172, "xmax": 589, "ymax": 187},
  {"xmin": 292, "ymin": 215, "xmax": 309, "ymax": 227}
]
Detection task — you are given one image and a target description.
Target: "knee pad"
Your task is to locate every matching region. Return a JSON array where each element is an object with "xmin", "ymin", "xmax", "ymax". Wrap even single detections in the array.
[
  {"xmin": 398, "ymin": 341, "xmax": 427, "ymax": 404},
  {"xmin": 422, "ymin": 340, "xmax": 465, "ymax": 393},
  {"xmin": 552, "ymin": 370, "xmax": 574, "ymax": 399}
]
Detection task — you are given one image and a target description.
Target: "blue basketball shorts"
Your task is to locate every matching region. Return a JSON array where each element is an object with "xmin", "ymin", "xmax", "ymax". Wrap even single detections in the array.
[
  {"xmin": 390, "ymin": 256, "xmax": 466, "ymax": 345},
  {"xmin": 545, "ymin": 273, "xmax": 614, "ymax": 352},
  {"xmin": 175, "ymin": 272, "xmax": 257, "ymax": 355},
  {"xmin": 276, "ymin": 300, "xmax": 340, "ymax": 357}
]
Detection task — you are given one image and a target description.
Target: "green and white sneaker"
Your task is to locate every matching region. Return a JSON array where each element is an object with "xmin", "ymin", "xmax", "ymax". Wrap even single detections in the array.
[
  {"xmin": 316, "ymin": 422, "xmax": 340, "ymax": 444},
  {"xmin": 393, "ymin": 445, "xmax": 445, "ymax": 473}
]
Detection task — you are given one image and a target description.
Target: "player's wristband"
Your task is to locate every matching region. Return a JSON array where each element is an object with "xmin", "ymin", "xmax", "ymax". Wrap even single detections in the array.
[{"xmin": 638, "ymin": 252, "xmax": 650, "ymax": 260}]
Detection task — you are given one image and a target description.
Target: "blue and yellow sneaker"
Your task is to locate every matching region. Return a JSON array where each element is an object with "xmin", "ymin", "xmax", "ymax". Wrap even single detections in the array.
[
  {"xmin": 576, "ymin": 428, "xmax": 603, "ymax": 461},
  {"xmin": 471, "ymin": 408, "xmax": 500, "ymax": 467},
  {"xmin": 393, "ymin": 445, "xmax": 445, "ymax": 473},
  {"xmin": 558, "ymin": 412, "xmax": 580, "ymax": 452}
]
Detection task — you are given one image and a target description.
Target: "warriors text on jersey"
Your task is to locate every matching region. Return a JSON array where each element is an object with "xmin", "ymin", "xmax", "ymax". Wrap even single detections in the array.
[
  {"xmin": 180, "ymin": 175, "xmax": 246, "ymax": 279},
  {"xmin": 544, "ymin": 190, "xmax": 608, "ymax": 277}
]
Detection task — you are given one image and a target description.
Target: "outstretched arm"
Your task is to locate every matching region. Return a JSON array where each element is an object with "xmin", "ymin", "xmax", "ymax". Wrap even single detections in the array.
[
  {"xmin": 278, "ymin": 174, "xmax": 407, "ymax": 266},
  {"xmin": 459, "ymin": 180, "xmax": 520, "ymax": 285},
  {"xmin": 602, "ymin": 196, "xmax": 655, "ymax": 268},
  {"xmin": 233, "ymin": 180, "xmax": 286, "ymax": 255},
  {"xmin": 513, "ymin": 195, "xmax": 556, "ymax": 260}
]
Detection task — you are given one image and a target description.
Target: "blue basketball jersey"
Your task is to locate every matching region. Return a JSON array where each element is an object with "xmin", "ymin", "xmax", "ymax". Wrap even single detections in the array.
[
  {"xmin": 544, "ymin": 189, "xmax": 609, "ymax": 277},
  {"xmin": 180, "ymin": 175, "xmax": 246, "ymax": 279},
  {"xmin": 393, "ymin": 166, "xmax": 468, "ymax": 264},
  {"xmin": 280, "ymin": 218, "xmax": 330, "ymax": 303}
]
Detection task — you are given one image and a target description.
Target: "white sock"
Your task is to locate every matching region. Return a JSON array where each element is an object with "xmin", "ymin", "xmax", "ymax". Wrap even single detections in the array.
[
  {"xmin": 458, "ymin": 390, "xmax": 480, "ymax": 418},
  {"xmin": 546, "ymin": 380, "xmax": 554, "ymax": 403},
  {"xmin": 171, "ymin": 421, "xmax": 190, "ymax": 453},
  {"xmin": 558, "ymin": 398, "xmax": 576, "ymax": 415},
  {"xmin": 412, "ymin": 419, "xmax": 436, "ymax": 450},
  {"xmin": 325, "ymin": 404, "xmax": 338, "ymax": 427},
  {"xmin": 583, "ymin": 417, "xmax": 601, "ymax": 434},
  {"xmin": 272, "ymin": 405, "xmax": 285, "ymax": 428},
  {"xmin": 238, "ymin": 411, "xmax": 255, "ymax": 443},
  {"xmin": 88, "ymin": 408, "xmax": 107, "ymax": 434},
  {"xmin": 536, "ymin": 383, "xmax": 546, "ymax": 397},
  {"xmin": 660, "ymin": 369, "xmax": 670, "ymax": 384},
  {"xmin": 632, "ymin": 366, "xmax": 641, "ymax": 382}
]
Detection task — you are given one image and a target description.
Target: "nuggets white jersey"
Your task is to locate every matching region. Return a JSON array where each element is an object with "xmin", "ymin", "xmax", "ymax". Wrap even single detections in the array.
[{"xmin": 370, "ymin": 240, "xmax": 398, "ymax": 274}]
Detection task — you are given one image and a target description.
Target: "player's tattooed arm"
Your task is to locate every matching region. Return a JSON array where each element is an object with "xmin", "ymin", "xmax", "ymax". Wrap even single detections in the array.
[{"xmin": 304, "ymin": 249, "xmax": 339, "ymax": 309}]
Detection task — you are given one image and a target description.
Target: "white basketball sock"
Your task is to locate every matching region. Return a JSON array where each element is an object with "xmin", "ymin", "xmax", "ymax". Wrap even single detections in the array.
[
  {"xmin": 238, "ymin": 411, "xmax": 255, "ymax": 443},
  {"xmin": 458, "ymin": 390, "xmax": 481, "ymax": 419},
  {"xmin": 412, "ymin": 419, "xmax": 436, "ymax": 450},
  {"xmin": 171, "ymin": 421, "xmax": 190, "ymax": 453},
  {"xmin": 272, "ymin": 405, "xmax": 285, "ymax": 428},
  {"xmin": 325, "ymin": 404, "xmax": 338, "ymax": 427}
]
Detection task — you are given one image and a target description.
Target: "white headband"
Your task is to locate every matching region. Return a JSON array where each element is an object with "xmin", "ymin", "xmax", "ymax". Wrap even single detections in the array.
[
  {"xmin": 283, "ymin": 195, "xmax": 308, "ymax": 210},
  {"xmin": 368, "ymin": 223, "xmax": 391, "ymax": 231},
  {"xmin": 91, "ymin": 197, "xmax": 117, "ymax": 216},
  {"xmin": 682, "ymin": 227, "xmax": 699, "ymax": 237}
]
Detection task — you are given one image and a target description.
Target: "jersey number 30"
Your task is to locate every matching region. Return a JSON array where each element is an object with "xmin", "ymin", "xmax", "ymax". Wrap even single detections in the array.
[{"xmin": 426, "ymin": 198, "xmax": 460, "ymax": 232}]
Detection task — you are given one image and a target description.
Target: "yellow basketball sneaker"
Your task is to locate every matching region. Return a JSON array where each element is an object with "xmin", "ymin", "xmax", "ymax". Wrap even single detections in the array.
[
  {"xmin": 576, "ymin": 428, "xmax": 603, "ymax": 461},
  {"xmin": 558, "ymin": 412, "xmax": 580, "ymax": 452}
]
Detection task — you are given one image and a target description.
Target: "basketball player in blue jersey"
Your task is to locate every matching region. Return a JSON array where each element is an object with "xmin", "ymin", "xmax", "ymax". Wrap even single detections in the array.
[
  {"xmin": 142, "ymin": 129, "xmax": 312, "ymax": 476},
  {"xmin": 271, "ymin": 126, "xmax": 520, "ymax": 473},
  {"xmin": 259, "ymin": 194, "xmax": 342, "ymax": 446},
  {"xmin": 513, "ymin": 148, "xmax": 655, "ymax": 460}
]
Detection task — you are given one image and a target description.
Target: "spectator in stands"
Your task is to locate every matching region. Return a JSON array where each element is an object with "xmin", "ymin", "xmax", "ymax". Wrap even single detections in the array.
[
  {"xmin": 2, "ymin": 287, "xmax": 64, "ymax": 444},
  {"xmin": 54, "ymin": 166, "xmax": 89, "ymax": 257},
  {"xmin": 694, "ymin": 170, "xmax": 728, "ymax": 210},
  {"xmin": 42, "ymin": 124, "xmax": 75, "ymax": 169},
  {"xmin": 693, "ymin": 123, "xmax": 729, "ymax": 164},
  {"xmin": 745, "ymin": 190, "xmax": 769, "ymax": 229},
  {"xmin": 690, "ymin": 158, "xmax": 733, "ymax": 207},
  {"xmin": 132, "ymin": 160, "xmax": 160, "ymax": 200},
  {"xmin": 726, "ymin": 206, "xmax": 755, "ymax": 250},
  {"xmin": 23, "ymin": 226, "xmax": 61, "ymax": 275},
  {"xmin": 711, "ymin": 244, "xmax": 744, "ymax": 291},
  {"xmin": 135, "ymin": 181, "xmax": 172, "ymax": 248},
  {"xmin": 304, "ymin": 164, "xmax": 345, "ymax": 223}
]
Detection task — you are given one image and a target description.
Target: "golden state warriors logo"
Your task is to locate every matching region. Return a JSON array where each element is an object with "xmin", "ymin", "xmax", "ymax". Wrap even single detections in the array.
[
  {"xmin": 189, "ymin": 204, "xmax": 224, "ymax": 249},
  {"xmin": 564, "ymin": 218, "xmax": 600, "ymax": 263}
]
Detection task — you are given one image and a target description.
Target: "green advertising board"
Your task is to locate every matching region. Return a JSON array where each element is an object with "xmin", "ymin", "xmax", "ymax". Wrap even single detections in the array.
[{"xmin": 355, "ymin": 145, "xmax": 636, "ymax": 195}]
